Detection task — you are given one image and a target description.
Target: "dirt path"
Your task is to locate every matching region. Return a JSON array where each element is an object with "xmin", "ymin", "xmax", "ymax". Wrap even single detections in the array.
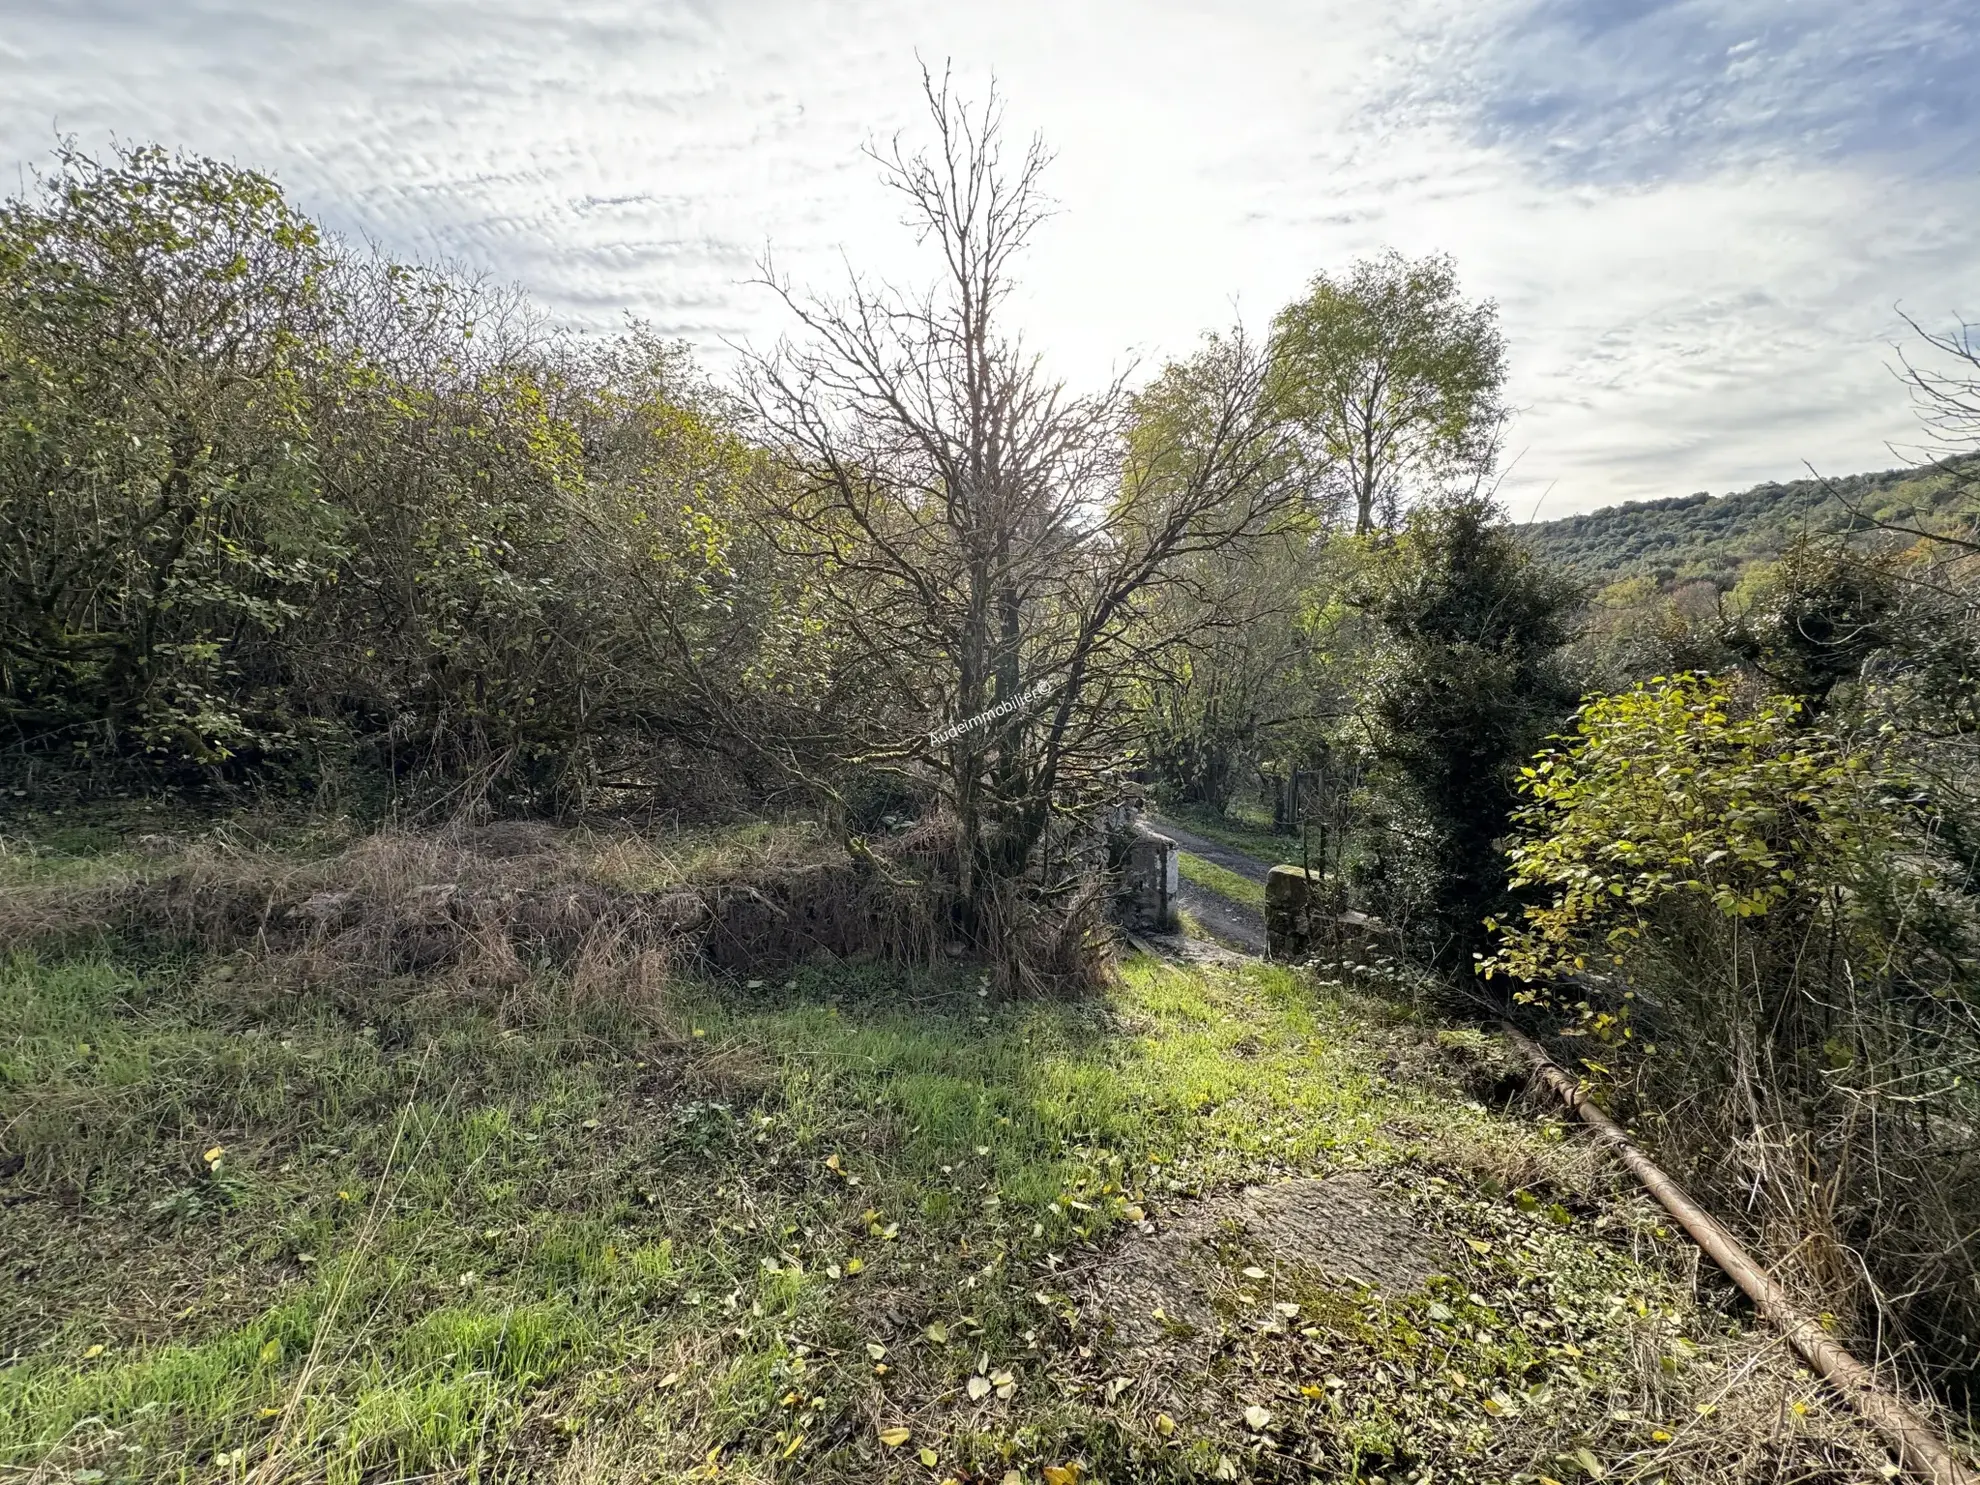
[
  {"xmin": 1173, "ymin": 879, "xmax": 1267, "ymax": 954},
  {"xmin": 1145, "ymin": 816, "xmax": 1275, "ymax": 884},
  {"xmin": 1144, "ymin": 815, "xmax": 1274, "ymax": 956}
]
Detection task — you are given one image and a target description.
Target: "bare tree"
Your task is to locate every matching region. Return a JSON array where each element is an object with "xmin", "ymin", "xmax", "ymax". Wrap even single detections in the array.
[{"xmin": 741, "ymin": 67, "xmax": 1293, "ymax": 940}]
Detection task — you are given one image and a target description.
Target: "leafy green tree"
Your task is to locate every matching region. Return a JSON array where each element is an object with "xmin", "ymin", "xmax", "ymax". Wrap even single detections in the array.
[
  {"xmin": 1125, "ymin": 335, "xmax": 1318, "ymax": 813},
  {"xmin": 1485, "ymin": 677, "xmax": 1903, "ymax": 992},
  {"xmin": 0, "ymin": 143, "xmax": 338, "ymax": 765},
  {"xmin": 1721, "ymin": 539, "xmax": 1899, "ymax": 712},
  {"xmin": 0, "ymin": 143, "xmax": 799, "ymax": 811},
  {"xmin": 1133, "ymin": 522, "xmax": 1318, "ymax": 812},
  {"xmin": 1269, "ymin": 251, "xmax": 1506, "ymax": 535}
]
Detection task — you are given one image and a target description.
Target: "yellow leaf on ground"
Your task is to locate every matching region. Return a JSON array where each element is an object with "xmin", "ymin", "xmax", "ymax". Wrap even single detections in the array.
[
  {"xmin": 1243, "ymin": 1404, "xmax": 1273, "ymax": 1430},
  {"xmin": 877, "ymin": 1425, "xmax": 911, "ymax": 1448},
  {"xmin": 919, "ymin": 1447, "xmax": 938, "ymax": 1467},
  {"xmin": 1155, "ymin": 1413, "xmax": 1177, "ymax": 1436},
  {"xmin": 1465, "ymin": 1237, "xmax": 1493, "ymax": 1254},
  {"xmin": 1042, "ymin": 1466, "xmax": 1082, "ymax": 1485},
  {"xmin": 967, "ymin": 1375, "xmax": 992, "ymax": 1401}
]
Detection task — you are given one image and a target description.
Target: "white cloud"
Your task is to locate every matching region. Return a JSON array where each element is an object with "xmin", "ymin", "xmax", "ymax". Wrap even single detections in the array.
[{"xmin": 3, "ymin": 0, "xmax": 1975, "ymax": 517}]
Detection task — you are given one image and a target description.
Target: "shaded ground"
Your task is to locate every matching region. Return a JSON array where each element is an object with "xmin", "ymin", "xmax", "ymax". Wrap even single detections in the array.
[{"xmin": 1174, "ymin": 879, "xmax": 1269, "ymax": 955}]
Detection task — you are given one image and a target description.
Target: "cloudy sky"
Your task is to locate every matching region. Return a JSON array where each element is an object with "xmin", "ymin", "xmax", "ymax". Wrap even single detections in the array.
[{"xmin": 4, "ymin": 0, "xmax": 1976, "ymax": 517}]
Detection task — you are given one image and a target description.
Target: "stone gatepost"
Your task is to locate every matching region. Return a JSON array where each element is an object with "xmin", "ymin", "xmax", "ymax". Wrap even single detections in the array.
[
  {"xmin": 1265, "ymin": 864, "xmax": 1345, "ymax": 960},
  {"xmin": 1125, "ymin": 823, "xmax": 1179, "ymax": 932},
  {"xmin": 1265, "ymin": 865, "xmax": 1314, "ymax": 960}
]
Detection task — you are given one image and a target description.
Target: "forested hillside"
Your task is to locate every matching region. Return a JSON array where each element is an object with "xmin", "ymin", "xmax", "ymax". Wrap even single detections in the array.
[
  {"xmin": 1522, "ymin": 456, "xmax": 1980, "ymax": 589},
  {"xmin": 4, "ymin": 79, "xmax": 1978, "ymax": 1485}
]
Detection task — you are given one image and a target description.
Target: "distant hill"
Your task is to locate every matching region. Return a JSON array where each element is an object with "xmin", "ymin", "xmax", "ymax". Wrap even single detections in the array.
[{"xmin": 1520, "ymin": 457, "xmax": 1979, "ymax": 591}]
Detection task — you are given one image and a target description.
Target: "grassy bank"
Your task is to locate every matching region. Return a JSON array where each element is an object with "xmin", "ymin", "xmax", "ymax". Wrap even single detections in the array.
[{"xmin": 0, "ymin": 816, "xmax": 1893, "ymax": 1484}]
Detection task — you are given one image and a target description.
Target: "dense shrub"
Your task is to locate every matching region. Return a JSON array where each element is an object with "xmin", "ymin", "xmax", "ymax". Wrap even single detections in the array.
[
  {"xmin": 1333, "ymin": 497, "xmax": 1582, "ymax": 963},
  {"xmin": 0, "ymin": 145, "xmax": 813, "ymax": 812},
  {"xmin": 1487, "ymin": 672, "xmax": 1980, "ymax": 1399}
]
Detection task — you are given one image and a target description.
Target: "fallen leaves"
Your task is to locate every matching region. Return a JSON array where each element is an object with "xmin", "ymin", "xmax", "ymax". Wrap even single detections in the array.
[
  {"xmin": 876, "ymin": 1425, "xmax": 911, "ymax": 1448},
  {"xmin": 1243, "ymin": 1403, "xmax": 1273, "ymax": 1431}
]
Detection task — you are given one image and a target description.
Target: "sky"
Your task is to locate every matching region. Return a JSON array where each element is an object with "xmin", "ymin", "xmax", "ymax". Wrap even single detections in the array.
[{"xmin": 3, "ymin": 0, "xmax": 1976, "ymax": 518}]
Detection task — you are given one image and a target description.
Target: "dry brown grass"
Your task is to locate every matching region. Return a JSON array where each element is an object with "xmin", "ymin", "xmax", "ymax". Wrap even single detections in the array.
[{"xmin": 0, "ymin": 817, "xmax": 971, "ymax": 1014}]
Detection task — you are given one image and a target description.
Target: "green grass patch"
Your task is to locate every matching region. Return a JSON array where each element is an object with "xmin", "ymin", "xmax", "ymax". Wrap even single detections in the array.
[
  {"xmin": 0, "ymin": 828, "xmax": 1832, "ymax": 1483},
  {"xmin": 1176, "ymin": 852, "xmax": 1267, "ymax": 911},
  {"xmin": 1155, "ymin": 803, "xmax": 1300, "ymax": 871}
]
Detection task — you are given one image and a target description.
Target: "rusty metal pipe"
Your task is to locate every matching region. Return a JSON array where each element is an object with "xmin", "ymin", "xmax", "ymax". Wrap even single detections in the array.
[{"xmin": 1500, "ymin": 1024, "xmax": 1974, "ymax": 1485}]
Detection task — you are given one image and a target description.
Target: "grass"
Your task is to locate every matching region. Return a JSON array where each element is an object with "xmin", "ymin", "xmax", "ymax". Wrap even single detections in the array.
[
  {"xmin": 1154, "ymin": 802, "xmax": 1298, "ymax": 873},
  {"xmin": 0, "ymin": 817, "xmax": 1897, "ymax": 1484},
  {"xmin": 1176, "ymin": 852, "xmax": 1267, "ymax": 911}
]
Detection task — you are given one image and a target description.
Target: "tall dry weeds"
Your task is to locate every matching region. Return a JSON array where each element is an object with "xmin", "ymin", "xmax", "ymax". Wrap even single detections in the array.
[{"xmin": 2, "ymin": 814, "xmax": 1119, "ymax": 1012}]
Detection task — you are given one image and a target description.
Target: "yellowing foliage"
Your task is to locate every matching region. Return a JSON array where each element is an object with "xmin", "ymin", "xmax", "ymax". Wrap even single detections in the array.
[{"xmin": 1482, "ymin": 674, "xmax": 1907, "ymax": 1003}]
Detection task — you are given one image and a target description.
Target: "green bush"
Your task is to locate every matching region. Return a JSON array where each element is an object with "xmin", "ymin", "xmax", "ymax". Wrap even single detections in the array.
[{"xmin": 1487, "ymin": 673, "xmax": 1980, "ymax": 1398}]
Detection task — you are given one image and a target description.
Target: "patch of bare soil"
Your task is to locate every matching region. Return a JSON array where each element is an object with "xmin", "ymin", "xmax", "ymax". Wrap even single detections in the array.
[{"xmin": 1083, "ymin": 1171, "xmax": 1449, "ymax": 1347}]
